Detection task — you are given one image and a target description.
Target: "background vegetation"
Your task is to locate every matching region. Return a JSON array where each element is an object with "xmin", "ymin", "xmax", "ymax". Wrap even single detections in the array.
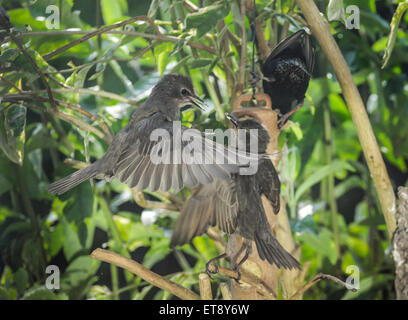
[{"xmin": 0, "ymin": 0, "xmax": 407, "ymax": 300}]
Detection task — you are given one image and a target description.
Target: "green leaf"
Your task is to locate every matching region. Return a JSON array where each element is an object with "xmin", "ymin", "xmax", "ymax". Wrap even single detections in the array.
[
  {"xmin": 61, "ymin": 256, "xmax": 100, "ymax": 299},
  {"xmin": 0, "ymin": 174, "xmax": 12, "ymax": 197},
  {"xmin": 22, "ymin": 287, "xmax": 68, "ymax": 300},
  {"xmin": 14, "ymin": 268, "xmax": 28, "ymax": 296},
  {"xmin": 192, "ymin": 236, "xmax": 218, "ymax": 262},
  {"xmin": 147, "ymin": 0, "xmax": 160, "ymax": 19},
  {"xmin": 295, "ymin": 160, "xmax": 354, "ymax": 203},
  {"xmin": 22, "ymin": 239, "xmax": 44, "ymax": 279},
  {"xmin": 0, "ymin": 286, "xmax": 10, "ymax": 300},
  {"xmin": 0, "ymin": 48, "xmax": 19, "ymax": 64},
  {"xmin": 292, "ymin": 215, "xmax": 319, "ymax": 235},
  {"xmin": 189, "ymin": 58, "xmax": 213, "ymax": 70},
  {"xmin": 334, "ymin": 176, "xmax": 364, "ymax": 198},
  {"xmin": 143, "ymin": 238, "xmax": 170, "ymax": 269},
  {"xmin": 382, "ymin": 2, "xmax": 408, "ymax": 68},
  {"xmin": 61, "ymin": 218, "xmax": 83, "ymax": 261},
  {"xmin": 299, "ymin": 230, "xmax": 338, "ymax": 264},
  {"xmin": 185, "ymin": 2, "xmax": 230, "ymax": 38},
  {"xmin": 0, "ymin": 104, "xmax": 27, "ymax": 165},
  {"xmin": 62, "ymin": 182, "xmax": 94, "ymax": 240},
  {"xmin": 100, "ymin": 0, "xmax": 128, "ymax": 24}
]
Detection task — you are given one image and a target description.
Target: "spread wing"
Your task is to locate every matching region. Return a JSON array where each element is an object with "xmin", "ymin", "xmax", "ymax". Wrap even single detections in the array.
[
  {"xmin": 170, "ymin": 178, "xmax": 238, "ymax": 247},
  {"xmin": 112, "ymin": 113, "xmax": 249, "ymax": 192},
  {"xmin": 258, "ymin": 159, "xmax": 281, "ymax": 214}
]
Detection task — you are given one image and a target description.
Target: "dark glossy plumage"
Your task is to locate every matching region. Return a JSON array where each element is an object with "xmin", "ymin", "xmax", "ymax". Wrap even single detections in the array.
[
  {"xmin": 171, "ymin": 116, "xmax": 300, "ymax": 271},
  {"xmin": 0, "ymin": 6, "xmax": 11, "ymax": 30},
  {"xmin": 262, "ymin": 30, "xmax": 315, "ymax": 116},
  {"xmin": 46, "ymin": 74, "xmax": 245, "ymax": 195}
]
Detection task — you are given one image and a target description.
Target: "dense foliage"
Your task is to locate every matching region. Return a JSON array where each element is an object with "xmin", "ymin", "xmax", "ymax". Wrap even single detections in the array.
[{"xmin": 0, "ymin": 0, "xmax": 407, "ymax": 300}]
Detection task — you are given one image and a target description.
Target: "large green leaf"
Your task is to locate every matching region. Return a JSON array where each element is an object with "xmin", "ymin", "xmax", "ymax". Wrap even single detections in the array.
[
  {"xmin": 185, "ymin": 1, "xmax": 230, "ymax": 38},
  {"xmin": 22, "ymin": 286, "xmax": 68, "ymax": 300},
  {"xmin": 382, "ymin": 1, "xmax": 408, "ymax": 68},
  {"xmin": 299, "ymin": 230, "xmax": 338, "ymax": 264},
  {"xmin": 101, "ymin": 0, "xmax": 128, "ymax": 24},
  {"xmin": 295, "ymin": 160, "xmax": 354, "ymax": 203}
]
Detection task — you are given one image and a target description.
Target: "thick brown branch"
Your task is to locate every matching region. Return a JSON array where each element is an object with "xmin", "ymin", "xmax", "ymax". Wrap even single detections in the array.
[
  {"xmin": 199, "ymin": 274, "xmax": 213, "ymax": 300},
  {"xmin": 214, "ymin": 266, "xmax": 277, "ymax": 300},
  {"xmin": 91, "ymin": 248, "xmax": 200, "ymax": 300}
]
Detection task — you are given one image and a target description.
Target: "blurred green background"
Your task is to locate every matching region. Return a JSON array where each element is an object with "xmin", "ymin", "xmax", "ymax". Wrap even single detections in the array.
[{"xmin": 0, "ymin": 0, "xmax": 407, "ymax": 300}]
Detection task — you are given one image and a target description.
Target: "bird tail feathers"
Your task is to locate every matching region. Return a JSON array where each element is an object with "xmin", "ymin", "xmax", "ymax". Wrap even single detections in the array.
[
  {"xmin": 254, "ymin": 231, "xmax": 300, "ymax": 270},
  {"xmin": 46, "ymin": 165, "xmax": 98, "ymax": 195}
]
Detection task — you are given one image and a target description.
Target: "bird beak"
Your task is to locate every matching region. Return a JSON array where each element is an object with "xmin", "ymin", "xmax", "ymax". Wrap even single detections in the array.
[
  {"xmin": 188, "ymin": 95, "xmax": 207, "ymax": 111},
  {"xmin": 225, "ymin": 112, "xmax": 239, "ymax": 128}
]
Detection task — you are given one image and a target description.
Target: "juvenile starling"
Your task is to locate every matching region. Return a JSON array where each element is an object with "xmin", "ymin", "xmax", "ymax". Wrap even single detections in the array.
[
  {"xmin": 262, "ymin": 30, "xmax": 315, "ymax": 125},
  {"xmin": 170, "ymin": 113, "xmax": 300, "ymax": 277},
  {"xmin": 47, "ymin": 74, "xmax": 248, "ymax": 195}
]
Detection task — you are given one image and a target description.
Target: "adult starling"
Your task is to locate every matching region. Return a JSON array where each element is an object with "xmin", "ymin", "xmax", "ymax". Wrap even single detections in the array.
[
  {"xmin": 170, "ymin": 113, "xmax": 300, "ymax": 276},
  {"xmin": 262, "ymin": 30, "xmax": 315, "ymax": 125},
  {"xmin": 47, "ymin": 74, "xmax": 248, "ymax": 195}
]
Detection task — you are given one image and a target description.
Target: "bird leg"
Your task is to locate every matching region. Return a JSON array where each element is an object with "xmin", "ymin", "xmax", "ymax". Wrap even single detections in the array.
[
  {"xmin": 206, "ymin": 253, "xmax": 227, "ymax": 279},
  {"xmin": 231, "ymin": 241, "xmax": 252, "ymax": 282},
  {"xmin": 249, "ymin": 71, "xmax": 276, "ymax": 86},
  {"xmin": 278, "ymin": 100, "xmax": 304, "ymax": 128}
]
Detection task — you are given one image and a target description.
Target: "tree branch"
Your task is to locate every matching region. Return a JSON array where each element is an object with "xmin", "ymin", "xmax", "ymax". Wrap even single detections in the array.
[
  {"xmin": 2, "ymin": 93, "xmax": 113, "ymax": 143},
  {"xmin": 295, "ymin": 0, "xmax": 397, "ymax": 235},
  {"xmin": 9, "ymin": 32, "xmax": 58, "ymax": 111},
  {"xmin": 90, "ymin": 248, "xmax": 200, "ymax": 300},
  {"xmin": 212, "ymin": 266, "xmax": 277, "ymax": 300},
  {"xmin": 289, "ymin": 273, "xmax": 357, "ymax": 300},
  {"xmin": 199, "ymin": 274, "xmax": 213, "ymax": 300}
]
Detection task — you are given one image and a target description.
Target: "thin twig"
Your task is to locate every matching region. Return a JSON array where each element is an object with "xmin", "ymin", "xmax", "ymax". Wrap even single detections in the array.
[
  {"xmin": 8, "ymin": 32, "xmax": 58, "ymax": 111},
  {"xmin": 289, "ymin": 273, "xmax": 357, "ymax": 300},
  {"xmin": 90, "ymin": 248, "xmax": 200, "ymax": 300},
  {"xmin": 20, "ymin": 30, "xmax": 209, "ymax": 54},
  {"xmin": 35, "ymin": 88, "xmax": 138, "ymax": 106},
  {"xmin": 0, "ymin": 75, "xmax": 22, "ymax": 93},
  {"xmin": 238, "ymin": 0, "xmax": 247, "ymax": 90},
  {"xmin": 42, "ymin": 16, "xmax": 159, "ymax": 60},
  {"xmin": 291, "ymin": 14, "xmax": 308, "ymax": 27},
  {"xmin": 2, "ymin": 93, "xmax": 112, "ymax": 143},
  {"xmin": 17, "ymin": 30, "xmax": 216, "ymax": 55}
]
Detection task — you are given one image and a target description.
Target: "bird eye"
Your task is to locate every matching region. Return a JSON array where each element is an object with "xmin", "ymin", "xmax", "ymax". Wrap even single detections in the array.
[{"xmin": 181, "ymin": 88, "xmax": 189, "ymax": 96}]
